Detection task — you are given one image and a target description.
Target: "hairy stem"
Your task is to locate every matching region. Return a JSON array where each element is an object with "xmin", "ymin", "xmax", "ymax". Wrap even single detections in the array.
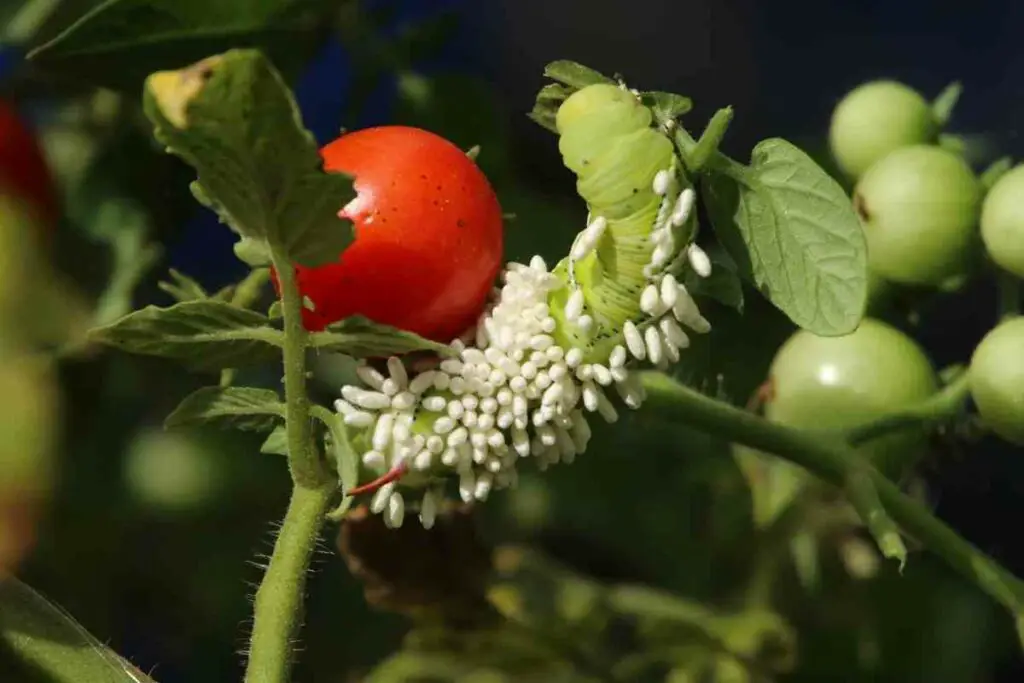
[
  {"xmin": 640, "ymin": 372, "xmax": 1024, "ymax": 618},
  {"xmin": 245, "ymin": 250, "xmax": 335, "ymax": 683},
  {"xmin": 268, "ymin": 250, "xmax": 327, "ymax": 488},
  {"xmin": 244, "ymin": 483, "xmax": 333, "ymax": 683}
]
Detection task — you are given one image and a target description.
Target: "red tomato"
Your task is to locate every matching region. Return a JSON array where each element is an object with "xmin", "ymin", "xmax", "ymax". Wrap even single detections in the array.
[
  {"xmin": 0, "ymin": 101, "xmax": 58, "ymax": 232},
  {"xmin": 277, "ymin": 126, "xmax": 504, "ymax": 343}
]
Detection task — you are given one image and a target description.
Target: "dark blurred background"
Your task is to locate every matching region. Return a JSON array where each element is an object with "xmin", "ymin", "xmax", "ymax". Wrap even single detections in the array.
[{"xmin": 1, "ymin": 0, "xmax": 1022, "ymax": 681}]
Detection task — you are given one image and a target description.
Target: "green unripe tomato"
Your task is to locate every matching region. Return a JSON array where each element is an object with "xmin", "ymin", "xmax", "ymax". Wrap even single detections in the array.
[
  {"xmin": 980, "ymin": 164, "xmax": 1024, "ymax": 278},
  {"xmin": 968, "ymin": 317, "xmax": 1024, "ymax": 445},
  {"xmin": 829, "ymin": 80, "xmax": 939, "ymax": 180},
  {"xmin": 766, "ymin": 318, "xmax": 939, "ymax": 475},
  {"xmin": 854, "ymin": 145, "xmax": 982, "ymax": 287}
]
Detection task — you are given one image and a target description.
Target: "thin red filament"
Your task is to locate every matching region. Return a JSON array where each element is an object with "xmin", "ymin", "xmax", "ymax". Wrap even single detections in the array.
[{"xmin": 345, "ymin": 464, "xmax": 409, "ymax": 497}]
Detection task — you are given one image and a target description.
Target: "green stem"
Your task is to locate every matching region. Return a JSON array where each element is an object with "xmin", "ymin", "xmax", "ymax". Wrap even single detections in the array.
[
  {"xmin": 845, "ymin": 469, "xmax": 907, "ymax": 568},
  {"xmin": 639, "ymin": 372, "xmax": 1024, "ymax": 617},
  {"xmin": 845, "ymin": 366, "xmax": 971, "ymax": 445},
  {"xmin": 244, "ymin": 483, "xmax": 333, "ymax": 683},
  {"xmin": 268, "ymin": 249, "xmax": 327, "ymax": 488},
  {"xmin": 243, "ymin": 251, "xmax": 335, "ymax": 683},
  {"xmin": 687, "ymin": 107, "xmax": 734, "ymax": 173}
]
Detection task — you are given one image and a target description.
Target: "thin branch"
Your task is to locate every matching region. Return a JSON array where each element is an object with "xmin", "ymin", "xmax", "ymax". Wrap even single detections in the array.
[{"xmin": 639, "ymin": 372, "xmax": 1024, "ymax": 621}]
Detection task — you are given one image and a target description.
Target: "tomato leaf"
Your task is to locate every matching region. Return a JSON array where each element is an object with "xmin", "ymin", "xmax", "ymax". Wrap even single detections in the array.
[
  {"xmin": 260, "ymin": 425, "xmax": 289, "ymax": 456},
  {"xmin": 669, "ymin": 288, "xmax": 794, "ymax": 403},
  {"xmin": 528, "ymin": 83, "xmax": 573, "ymax": 134},
  {"xmin": 529, "ymin": 62, "xmax": 615, "ymax": 134},
  {"xmin": 158, "ymin": 268, "xmax": 209, "ymax": 303},
  {"xmin": 310, "ymin": 316, "xmax": 456, "ymax": 359},
  {"xmin": 0, "ymin": 577, "xmax": 158, "ymax": 683},
  {"xmin": 641, "ymin": 91, "xmax": 694, "ymax": 121},
  {"xmin": 26, "ymin": 0, "xmax": 333, "ymax": 91},
  {"xmin": 165, "ymin": 386, "xmax": 285, "ymax": 431},
  {"xmin": 318, "ymin": 409, "xmax": 357, "ymax": 520},
  {"xmin": 683, "ymin": 242, "xmax": 744, "ymax": 312},
  {"xmin": 701, "ymin": 138, "xmax": 867, "ymax": 336},
  {"xmin": 542, "ymin": 60, "xmax": 614, "ymax": 90},
  {"xmin": 88, "ymin": 300, "xmax": 283, "ymax": 371},
  {"xmin": 142, "ymin": 49, "xmax": 356, "ymax": 268}
]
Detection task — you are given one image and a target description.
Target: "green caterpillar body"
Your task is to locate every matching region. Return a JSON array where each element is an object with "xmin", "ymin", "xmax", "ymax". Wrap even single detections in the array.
[{"xmin": 548, "ymin": 84, "xmax": 694, "ymax": 364}]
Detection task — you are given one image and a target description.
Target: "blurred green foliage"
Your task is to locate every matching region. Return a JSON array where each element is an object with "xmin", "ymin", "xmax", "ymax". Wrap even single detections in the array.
[{"xmin": 0, "ymin": 1, "xmax": 1020, "ymax": 682}]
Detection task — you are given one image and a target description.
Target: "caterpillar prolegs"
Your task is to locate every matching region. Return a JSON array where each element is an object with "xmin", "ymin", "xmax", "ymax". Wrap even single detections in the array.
[{"xmin": 334, "ymin": 82, "xmax": 712, "ymax": 529}]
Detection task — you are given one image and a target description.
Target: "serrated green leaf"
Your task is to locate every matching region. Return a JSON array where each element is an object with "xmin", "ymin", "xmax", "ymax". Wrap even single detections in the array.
[
  {"xmin": 318, "ymin": 407, "xmax": 357, "ymax": 520},
  {"xmin": 165, "ymin": 386, "xmax": 285, "ymax": 431},
  {"xmin": 702, "ymin": 138, "xmax": 867, "ymax": 336},
  {"xmin": 143, "ymin": 49, "xmax": 356, "ymax": 268},
  {"xmin": 535, "ymin": 83, "xmax": 573, "ymax": 104},
  {"xmin": 684, "ymin": 243, "xmax": 744, "ymax": 312},
  {"xmin": 642, "ymin": 91, "xmax": 693, "ymax": 120},
  {"xmin": 158, "ymin": 268, "xmax": 208, "ymax": 302},
  {"xmin": 89, "ymin": 300, "xmax": 283, "ymax": 370},
  {"xmin": 527, "ymin": 109, "xmax": 557, "ymax": 134},
  {"xmin": 0, "ymin": 577, "xmax": 158, "ymax": 683},
  {"xmin": 233, "ymin": 236, "xmax": 273, "ymax": 267},
  {"xmin": 542, "ymin": 60, "xmax": 614, "ymax": 90},
  {"xmin": 528, "ymin": 83, "xmax": 572, "ymax": 134},
  {"xmin": 310, "ymin": 316, "xmax": 455, "ymax": 359},
  {"xmin": 27, "ymin": 0, "xmax": 333, "ymax": 91},
  {"xmin": 88, "ymin": 198, "xmax": 164, "ymax": 329},
  {"xmin": 260, "ymin": 425, "xmax": 288, "ymax": 455}
]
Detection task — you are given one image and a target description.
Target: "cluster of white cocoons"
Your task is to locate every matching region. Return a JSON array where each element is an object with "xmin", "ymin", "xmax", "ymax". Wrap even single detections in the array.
[{"xmin": 334, "ymin": 171, "xmax": 713, "ymax": 531}]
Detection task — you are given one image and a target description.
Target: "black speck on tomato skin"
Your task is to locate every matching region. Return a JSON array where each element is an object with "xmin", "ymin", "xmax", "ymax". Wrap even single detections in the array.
[{"xmin": 457, "ymin": 218, "xmax": 467, "ymax": 228}]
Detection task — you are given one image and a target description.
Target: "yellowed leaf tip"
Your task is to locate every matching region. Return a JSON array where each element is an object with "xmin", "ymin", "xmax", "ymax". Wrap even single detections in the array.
[{"xmin": 146, "ymin": 55, "xmax": 224, "ymax": 128}]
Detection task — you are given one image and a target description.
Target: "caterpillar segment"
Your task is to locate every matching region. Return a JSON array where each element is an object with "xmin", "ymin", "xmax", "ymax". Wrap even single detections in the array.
[{"xmin": 334, "ymin": 82, "xmax": 712, "ymax": 528}]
